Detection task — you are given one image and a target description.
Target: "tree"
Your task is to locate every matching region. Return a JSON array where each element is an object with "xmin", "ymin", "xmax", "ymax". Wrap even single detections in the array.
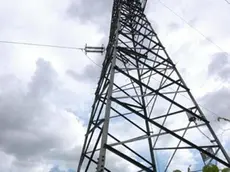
[
  {"xmin": 173, "ymin": 170, "xmax": 182, "ymax": 172},
  {"xmin": 202, "ymin": 164, "xmax": 219, "ymax": 172},
  {"xmin": 173, "ymin": 165, "xmax": 230, "ymax": 172},
  {"xmin": 222, "ymin": 168, "xmax": 230, "ymax": 172}
]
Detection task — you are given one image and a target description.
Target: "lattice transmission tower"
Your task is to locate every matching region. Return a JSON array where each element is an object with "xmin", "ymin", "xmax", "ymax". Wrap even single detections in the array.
[{"xmin": 77, "ymin": 0, "xmax": 230, "ymax": 171}]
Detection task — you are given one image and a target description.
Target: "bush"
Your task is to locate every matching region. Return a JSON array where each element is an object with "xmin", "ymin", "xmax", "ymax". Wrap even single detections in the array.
[
  {"xmin": 222, "ymin": 168, "xmax": 230, "ymax": 172},
  {"xmin": 202, "ymin": 165, "xmax": 219, "ymax": 172},
  {"xmin": 173, "ymin": 170, "xmax": 182, "ymax": 172}
]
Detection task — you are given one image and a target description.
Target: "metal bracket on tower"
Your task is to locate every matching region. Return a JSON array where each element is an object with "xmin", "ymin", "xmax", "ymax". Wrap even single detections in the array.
[{"xmin": 84, "ymin": 44, "xmax": 105, "ymax": 55}]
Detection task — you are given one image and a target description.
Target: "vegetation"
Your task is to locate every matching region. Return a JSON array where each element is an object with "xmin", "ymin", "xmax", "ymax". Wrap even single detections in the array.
[
  {"xmin": 222, "ymin": 168, "xmax": 230, "ymax": 172},
  {"xmin": 174, "ymin": 165, "xmax": 230, "ymax": 172},
  {"xmin": 202, "ymin": 165, "xmax": 219, "ymax": 172}
]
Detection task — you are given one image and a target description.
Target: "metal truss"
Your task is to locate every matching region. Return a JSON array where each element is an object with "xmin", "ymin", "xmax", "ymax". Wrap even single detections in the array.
[{"xmin": 77, "ymin": 0, "xmax": 230, "ymax": 171}]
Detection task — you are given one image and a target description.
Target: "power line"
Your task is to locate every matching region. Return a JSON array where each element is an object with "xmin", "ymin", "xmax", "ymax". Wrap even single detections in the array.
[
  {"xmin": 217, "ymin": 127, "xmax": 230, "ymax": 143},
  {"xmin": 154, "ymin": 0, "xmax": 230, "ymax": 126},
  {"xmin": 224, "ymin": 0, "xmax": 230, "ymax": 4},
  {"xmin": 0, "ymin": 40, "xmax": 84, "ymax": 50},
  {"xmin": 149, "ymin": 1, "xmax": 229, "ymax": 129},
  {"xmin": 0, "ymin": 10, "xmax": 226, "ymax": 121},
  {"xmin": 220, "ymin": 128, "xmax": 230, "ymax": 138},
  {"xmin": 150, "ymin": 76, "xmax": 221, "ymax": 120},
  {"xmin": 81, "ymin": 52, "xmax": 102, "ymax": 68},
  {"xmin": 218, "ymin": 117, "xmax": 230, "ymax": 123},
  {"xmin": 195, "ymin": 121, "xmax": 213, "ymax": 142},
  {"xmin": 158, "ymin": 0, "xmax": 229, "ymax": 57},
  {"xmin": 0, "ymin": 40, "xmax": 102, "ymax": 68},
  {"xmin": 150, "ymin": 76, "xmax": 229, "ymax": 135}
]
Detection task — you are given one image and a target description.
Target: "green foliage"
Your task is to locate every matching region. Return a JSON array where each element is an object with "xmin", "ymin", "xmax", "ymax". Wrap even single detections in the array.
[
  {"xmin": 173, "ymin": 165, "xmax": 229, "ymax": 172},
  {"xmin": 222, "ymin": 168, "xmax": 230, "ymax": 172},
  {"xmin": 202, "ymin": 164, "xmax": 219, "ymax": 172}
]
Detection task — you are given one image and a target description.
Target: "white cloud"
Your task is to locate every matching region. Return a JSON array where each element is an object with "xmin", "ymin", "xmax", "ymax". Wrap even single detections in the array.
[
  {"xmin": 0, "ymin": 58, "xmax": 86, "ymax": 171},
  {"xmin": 0, "ymin": 0, "xmax": 230, "ymax": 171}
]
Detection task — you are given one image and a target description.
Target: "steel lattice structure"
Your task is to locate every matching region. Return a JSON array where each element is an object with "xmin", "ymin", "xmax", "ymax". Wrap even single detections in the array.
[{"xmin": 77, "ymin": 0, "xmax": 230, "ymax": 171}]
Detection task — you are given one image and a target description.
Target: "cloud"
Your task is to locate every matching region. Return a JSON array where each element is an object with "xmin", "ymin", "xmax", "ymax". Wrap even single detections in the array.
[
  {"xmin": 167, "ymin": 22, "xmax": 182, "ymax": 31},
  {"xmin": 28, "ymin": 58, "xmax": 58, "ymax": 98},
  {"xmin": 66, "ymin": 0, "xmax": 112, "ymax": 41},
  {"xmin": 0, "ymin": 58, "xmax": 85, "ymax": 171},
  {"xmin": 0, "ymin": 0, "xmax": 230, "ymax": 171},
  {"xmin": 0, "ymin": 58, "xmax": 140, "ymax": 172},
  {"xmin": 66, "ymin": 64, "xmax": 100, "ymax": 82},
  {"xmin": 168, "ymin": 150, "xmax": 197, "ymax": 172},
  {"xmin": 49, "ymin": 165, "xmax": 75, "ymax": 172},
  {"xmin": 199, "ymin": 86, "xmax": 230, "ymax": 169},
  {"xmin": 67, "ymin": 0, "xmax": 112, "ymax": 22},
  {"xmin": 208, "ymin": 52, "xmax": 230, "ymax": 82},
  {"xmin": 201, "ymin": 86, "xmax": 230, "ymax": 128}
]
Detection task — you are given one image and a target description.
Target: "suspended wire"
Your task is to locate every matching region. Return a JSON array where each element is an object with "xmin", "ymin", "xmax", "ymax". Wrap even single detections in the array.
[
  {"xmin": 157, "ymin": 0, "xmax": 229, "ymax": 57},
  {"xmin": 220, "ymin": 128, "xmax": 230, "ymax": 139},
  {"xmin": 81, "ymin": 51, "xmax": 102, "ymax": 68},
  {"xmin": 0, "ymin": 40, "xmax": 84, "ymax": 50},
  {"xmin": 194, "ymin": 121, "xmax": 213, "ymax": 142},
  {"xmin": 215, "ymin": 127, "xmax": 230, "ymax": 143},
  {"xmin": 157, "ymin": 1, "xmax": 230, "ymax": 114},
  {"xmin": 150, "ymin": 76, "xmax": 222, "ymax": 122},
  {"xmin": 0, "ymin": 40, "xmax": 102, "ymax": 68},
  {"xmin": 150, "ymin": 76, "xmax": 230, "ymax": 139},
  {"xmin": 149, "ymin": 77, "xmax": 230, "ymax": 141},
  {"xmin": 0, "ymin": 7, "xmax": 227, "ymax": 125},
  {"xmin": 218, "ymin": 117, "xmax": 230, "ymax": 123},
  {"xmin": 224, "ymin": 0, "xmax": 230, "ymax": 4},
  {"xmin": 152, "ymin": 0, "xmax": 230, "ymax": 128}
]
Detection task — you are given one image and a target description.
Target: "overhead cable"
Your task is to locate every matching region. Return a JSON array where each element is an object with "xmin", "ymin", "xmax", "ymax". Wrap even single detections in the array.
[
  {"xmin": 0, "ymin": 40, "xmax": 102, "ymax": 68},
  {"xmin": 0, "ymin": 40, "xmax": 84, "ymax": 50},
  {"xmin": 158, "ymin": 0, "xmax": 229, "ymax": 57}
]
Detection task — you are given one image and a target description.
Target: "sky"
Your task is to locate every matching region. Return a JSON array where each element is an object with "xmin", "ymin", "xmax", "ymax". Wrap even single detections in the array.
[{"xmin": 0, "ymin": 0, "xmax": 230, "ymax": 171}]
